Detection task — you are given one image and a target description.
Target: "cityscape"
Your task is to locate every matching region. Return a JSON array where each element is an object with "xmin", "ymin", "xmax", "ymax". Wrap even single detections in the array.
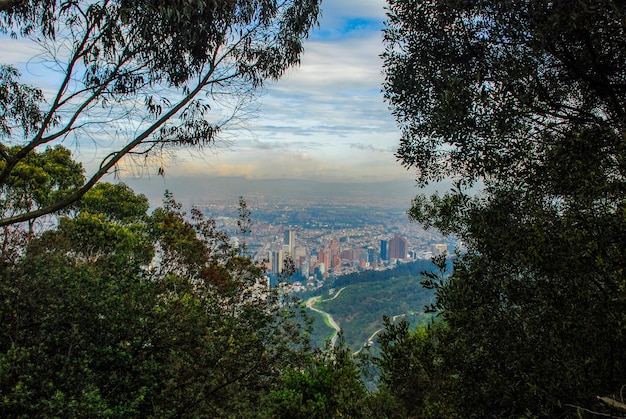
[{"xmin": 193, "ymin": 194, "xmax": 457, "ymax": 292}]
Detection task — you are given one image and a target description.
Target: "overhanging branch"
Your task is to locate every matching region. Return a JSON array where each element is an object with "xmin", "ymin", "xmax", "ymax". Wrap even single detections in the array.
[{"xmin": 0, "ymin": 64, "xmax": 216, "ymax": 228}]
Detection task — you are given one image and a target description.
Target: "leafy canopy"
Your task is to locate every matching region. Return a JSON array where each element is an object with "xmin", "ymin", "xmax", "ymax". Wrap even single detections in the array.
[
  {"xmin": 0, "ymin": 183, "xmax": 314, "ymax": 417},
  {"xmin": 381, "ymin": 1, "xmax": 626, "ymax": 417},
  {"xmin": 0, "ymin": 0, "xmax": 320, "ymax": 226}
]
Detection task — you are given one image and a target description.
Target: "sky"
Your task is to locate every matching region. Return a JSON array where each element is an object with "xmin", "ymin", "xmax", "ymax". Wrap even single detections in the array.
[
  {"xmin": 149, "ymin": 0, "xmax": 408, "ymax": 184},
  {"xmin": 2, "ymin": 0, "xmax": 434, "ymax": 204},
  {"xmin": 191, "ymin": 0, "xmax": 403, "ymax": 183}
]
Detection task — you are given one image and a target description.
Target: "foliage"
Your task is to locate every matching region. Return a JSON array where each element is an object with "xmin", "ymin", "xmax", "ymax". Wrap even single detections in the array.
[
  {"xmin": 0, "ymin": 64, "xmax": 44, "ymax": 139},
  {"xmin": 382, "ymin": 0, "xmax": 626, "ymax": 417},
  {"xmin": 299, "ymin": 302, "xmax": 336, "ymax": 348},
  {"xmin": 266, "ymin": 336, "xmax": 368, "ymax": 419},
  {"xmin": 316, "ymin": 275, "xmax": 433, "ymax": 352},
  {"xmin": 0, "ymin": 0, "xmax": 320, "ymax": 226},
  {"xmin": 375, "ymin": 318, "xmax": 459, "ymax": 418},
  {"xmin": 384, "ymin": 0, "xmax": 626, "ymax": 187},
  {"xmin": 0, "ymin": 183, "xmax": 311, "ymax": 417},
  {"xmin": 78, "ymin": 182, "xmax": 149, "ymax": 223},
  {"xmin": 329, "ymin": 259, "xmax": 442, "ymax": 288},
  {"xmin": 0, "ymin": 145, "xmax": 83, "ymax": 230}
]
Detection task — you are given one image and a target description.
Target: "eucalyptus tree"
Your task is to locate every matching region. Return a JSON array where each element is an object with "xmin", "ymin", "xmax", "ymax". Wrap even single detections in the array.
[
  {"xmin": 381, "ymin": 1, "xmax": 626, "ymax": 416},
  {"xmin": 0, "ymin": 0, "xmax": 320, "ymax": 226}
]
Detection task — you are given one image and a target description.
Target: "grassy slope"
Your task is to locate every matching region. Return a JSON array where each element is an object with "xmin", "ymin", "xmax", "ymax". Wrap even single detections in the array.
[{"xmin": 311, "ymin": 276, "xmax": 434, "ymax": 352}]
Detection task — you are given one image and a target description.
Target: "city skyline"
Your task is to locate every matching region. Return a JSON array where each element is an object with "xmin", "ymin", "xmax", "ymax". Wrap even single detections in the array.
[{"xmin": 208, "ymin": 198, "xmax": 455, "ymax": 287}]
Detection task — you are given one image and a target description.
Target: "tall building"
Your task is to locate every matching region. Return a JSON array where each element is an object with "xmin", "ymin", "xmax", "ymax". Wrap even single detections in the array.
[
  {"xmin": 318, "ymin": 248, "xmax": 331, "ymax": 268},
  {"xmin": 301, "ymin": 260, "xmax": 310, "ymax": 277},
  {"xmin": 271, "ymin": 249, "xmax": 284, "ymax": 274},
  {"xmin": 380, "ymin": 239, "xmax": 388, "ymax": 261},
  {"xmin": 284, "ymin": 229, "xmax": 295, "ymax": 256},
  {"xmin": 294, "ymin": 246, "xmax": 307, "ymax": 262},
  {"xmin": 388, "ymin": 235, "xmax": 408, "ymax": 260},
  {"xmin": 367, "ymin": 247, "xmax": 377, "ymax": 264}
]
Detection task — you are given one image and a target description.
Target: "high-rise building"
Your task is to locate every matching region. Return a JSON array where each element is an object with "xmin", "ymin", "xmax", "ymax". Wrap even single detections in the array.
[
  {"xmin": 284, "ymin": 229, "xmax": 295, "ymax": 256},
  {"xmin": 301, "ymin": 260, "xmax": 310, "ymax": 277},
  {"xmin": 388, "ymin": 235, "xmax": 408, "ymax": 260},
  {"xmin": 332, "ymin": 254, "xmax": 341, "ymax": 270},
  {"xmin": 318, "ymin": 248, "xmax": 331, "ymax": 268},
  {"xmin": 367, "ymin": 247, "xmax": 377, "ymax": 264},
  {"xmin": 380, "ymin": 239, "xmax": 388, "ymax": 261},
  {"xmin": 294, "ymin": 246, "xmax": 307, "ymax": 262},
  {"xmin": 271, "ymin": 249, "xmax": 284, "ymax": 274}
]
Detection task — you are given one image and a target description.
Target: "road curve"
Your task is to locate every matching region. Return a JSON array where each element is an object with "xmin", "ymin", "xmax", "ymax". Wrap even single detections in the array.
[
  {"xmin": 305, "ymin": 287, "xmax": 347, "ymax": 346},
  {"xmin": 354, "ymin": 313, "xmax": 408, "ymax": 355}
]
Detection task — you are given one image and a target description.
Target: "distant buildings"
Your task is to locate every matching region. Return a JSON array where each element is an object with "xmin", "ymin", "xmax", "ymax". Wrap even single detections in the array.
[
  {"xmin": 388, "ymin": 235, "xmax": 409, "ymax": 260},
  {"xmin": 266, "ymin": 225, "xmax": 441, "ymax": 287},
  {"xmin": 284, "ymin": 229, "xmax": 295, "ymax": 256},
  {"xmin": 432, "ymin": 243, "xmax": 448, "ymax": 256},
  {"xmin": 380, "ymin": 239, "xmax": 388, "ymax": 260},
  {"xmin": 271, "ymin": 249, "xmax": 284, "ymax": 274}
]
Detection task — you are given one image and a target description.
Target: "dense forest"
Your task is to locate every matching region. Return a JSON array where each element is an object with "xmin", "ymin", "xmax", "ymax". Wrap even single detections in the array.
[{"xmin": 1, "ymin": 0, "xmax": 625, "ymax": 417}]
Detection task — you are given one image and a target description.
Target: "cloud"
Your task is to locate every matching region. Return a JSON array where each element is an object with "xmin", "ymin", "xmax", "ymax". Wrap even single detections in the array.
[
  {"xmin": 1, "ymin": 0, "xmax": 410, "ymax": 190},
  {"xmin": 0, "ymin": 36, "xmax": 41, "ymax": 67},
  {"xmin": 349, "ymin": 143, "xmax": 391, "ymax": 153},
  {"xmin": 298, "ymin": 152, "xmax": 311, "ymax": 161},
  {"xmin": 254, "ymin": 26, "xmax": 398, "ymax": 146},
  {"xmin": 274, "ymin": 34, "xmax": 385, "ymax": 92},
  {"xmin": 314, "ymin": 0, "xmax": 388, "ymax": 39}
]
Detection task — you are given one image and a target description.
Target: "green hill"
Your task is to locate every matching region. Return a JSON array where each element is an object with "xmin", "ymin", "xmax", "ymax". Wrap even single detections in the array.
[{"xmin": 306, "ymin": 275, "xmax": 434, "ymax": 352}]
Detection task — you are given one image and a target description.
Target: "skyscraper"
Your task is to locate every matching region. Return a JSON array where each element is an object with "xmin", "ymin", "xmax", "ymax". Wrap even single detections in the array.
[
  {"xmin": 380, "ymin": 239, "xmax": 388, "ymax": 261},
  {"xmin": 284, "ymin": 229, "xmax": 295, "ymax": 256},
  {"xmin": 367, "ymin": 247, "xmax": 377, "ymax": 264},
  {"xmin": 388, "ymin": 235, "xmax": 408, "ymax": 260},
  {"xmin": 271, "ymin": 249, "xmax": 284, "ymax": 274}
]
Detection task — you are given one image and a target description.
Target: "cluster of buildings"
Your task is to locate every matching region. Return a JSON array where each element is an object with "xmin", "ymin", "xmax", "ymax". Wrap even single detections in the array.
[
  {"xmin": 200, "ymin": 197, "xmax": 456, "ymax": 291},
  {"xmin": 264, "ymin": 229, "xmax": 448, "ymax": 284}
]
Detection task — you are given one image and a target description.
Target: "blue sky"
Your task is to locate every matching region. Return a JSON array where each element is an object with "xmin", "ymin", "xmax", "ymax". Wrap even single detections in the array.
[
  {"xmin": 173, "ymin": 0, "xmax": 407, "ymax": 183},
  {"xmin": 1, "ymin": 0, "xmax": 428, "ymax": 203}
]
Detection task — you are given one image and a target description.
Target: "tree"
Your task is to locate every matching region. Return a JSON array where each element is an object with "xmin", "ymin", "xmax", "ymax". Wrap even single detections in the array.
[
  {"xmin": 384, "ymin": 0, "xmax": 626, "ymax": 188},
  {"xmin": 78, "ymin": 181, "xmax": 149, "ymax": 224},
  {"xmin": 0, "ymin": 0, "xmax": 320, "ymax": 227},
  {"xmin": 0, "ymin": 145, "xmax": 83, "ymax": 231},
  {"xmin": 375, "ymin": 317, "xmax": 460, "ymax": 418},
  {"xmin": 0, "ymin": 184, "xmax": 312, "ymax": 417},
  {"xmin": 382, "ymin": 1, "xmax": 626, "ymax": 416},
  {"xmin": 266, "ymin": 335, "xmax": 369, "ymax": 419}
]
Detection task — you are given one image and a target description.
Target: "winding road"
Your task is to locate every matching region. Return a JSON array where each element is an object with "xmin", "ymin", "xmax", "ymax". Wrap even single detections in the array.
[
  {"xmin": 305, "ymin": 287, "xmax": 346, "ymax": 346},
  {"xmin": 353, "ymin": 312, "xmax": 408, "ymax": 355},
  {"xmin": 306, "ymin": 288, "xmax": 414, "ymax": 352}
]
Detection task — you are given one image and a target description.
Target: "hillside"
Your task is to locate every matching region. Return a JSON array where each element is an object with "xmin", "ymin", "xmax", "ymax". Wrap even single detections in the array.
[{"xmin": 306, "ymin": 275, "xmax": 434, "ymax": 352}]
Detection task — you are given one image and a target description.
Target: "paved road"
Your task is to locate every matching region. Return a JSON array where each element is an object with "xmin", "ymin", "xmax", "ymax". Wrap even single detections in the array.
[
  {"xmin": 354, "ymin": 313, "xmax": 408, "ymax": 355},
  {"xmin": 305, "ymin": 287, "xmax": 346, "ymax": 346}
]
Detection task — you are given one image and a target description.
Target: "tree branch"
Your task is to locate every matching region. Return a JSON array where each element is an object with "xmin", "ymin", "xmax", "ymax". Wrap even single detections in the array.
[
  {"xmin": 0, "ymin": 12, "xmax": 97, "ymax": 186},
  {"xmin": 597, "ymin": 396, "xmax": 626, "ymax": 413},
  {"xmin": 0, "ymin": 63, "xmax": 217, "ymax": 227}
]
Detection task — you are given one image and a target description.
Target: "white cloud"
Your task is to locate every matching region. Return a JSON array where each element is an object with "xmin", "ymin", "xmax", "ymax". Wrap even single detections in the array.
[{"xmin": 1, "ymin": 0, "xmax": 410, "ymax": 189}]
